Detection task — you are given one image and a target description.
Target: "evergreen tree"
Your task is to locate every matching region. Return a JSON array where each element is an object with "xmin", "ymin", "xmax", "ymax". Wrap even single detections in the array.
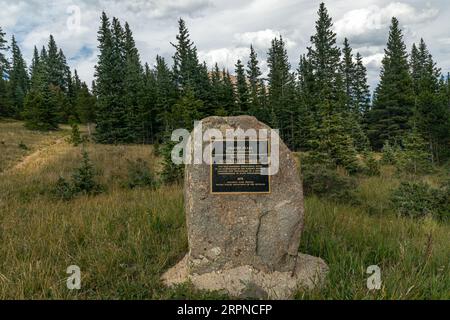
[
  {"xmin": 411, "ymin": 39, "xmax": 450, "ymax": 163},
  {"xmin": 0, "ymin": 26, "xmax": 8, "ymax": 75},
  {"xmin": 342, "ymin": 38, "xmax": 355, "ymax": 112},
  {"xmin": 367, "ymin": 17, "xmax": 415, "ymax": 149},
  {"xmin": 9, "ymin": 36, "xmax": 29, "ymax": 117},
  {"xmin": 397, "ymin": 127, "xmax": 432, "ymax": 174},
  {"xmin": 267, "ymin": 36, "xmax": 296, "ymax": 147},
  {"xmin": 221, "ymin": 69, "xmax": 236, "ymax": 115},
  {"xmin": 304, "ymin": 3, "xmax": 359, "ymax": 170},
  {"xmin": 209, "ymin": 63, "xmax": 222, "ymax": 114},
  {"xmin": 76, "ymin": 82, "xmax": 96, "ymax": 135},
  {"xmin": 123, "ymin": 22, "xmax": 145, "ymax": 142},
  {"xmin": 94, "ymin": 13, "xmax": 128, "ymax": 143},
  {"xmin": 0, "ymin": 27, "xmax": 10, "ymax": 117},
  {"xmin": 354, "ymin": 52, "xmax": 371, "ymax": 116},
  {"xmin": 247, "ymin": 45, "xmax": 264, "ymax": 119},
  {"xmin": 234, "ymin": 59, "xmax": 249, "ymax": 115},
  {"xmin": 172, "ymin": 19, "xmax": 201, "ymax": 96},
  {"xmin": 154, "ymin": 56, "xmax": 178, "ymax": 135}
]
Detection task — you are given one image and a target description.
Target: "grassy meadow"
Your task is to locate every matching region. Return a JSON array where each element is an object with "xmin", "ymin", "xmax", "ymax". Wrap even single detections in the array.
[{"xmin": 0, "ymin": 120, "xmax": 448, "ymax": 300}]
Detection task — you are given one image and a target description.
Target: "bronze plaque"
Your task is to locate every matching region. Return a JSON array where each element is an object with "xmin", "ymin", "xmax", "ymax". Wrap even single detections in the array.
[{"xmin": 210, "ymin": 140, "xmax": 270, "ymax": 194}]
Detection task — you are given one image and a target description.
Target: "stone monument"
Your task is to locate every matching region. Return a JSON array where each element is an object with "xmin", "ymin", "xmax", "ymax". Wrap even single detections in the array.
[{"xmin": 162, "ymin": 116, "xmax": 328, "ymax": 299}]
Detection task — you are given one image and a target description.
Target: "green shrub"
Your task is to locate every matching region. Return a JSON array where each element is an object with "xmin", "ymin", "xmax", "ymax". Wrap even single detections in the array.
[
  {"xmin": 53, "ymin": 176, "xmax": 75, "ymax": 201},
  {"xmin": 161, "ymin": 140, "xmax": 184, "ymax": 185},
  {"xmin": 125, "ymin": 158, "xmax": 158, "ymax": 189},
  {"xmin": 396, "ymin": 130, "xmax": 433, "ymax": 175},
  {"xmin": 18, "ymin": 141, "xmax": 28, "ymax": 150},
  {"xmin": 71, "ymin": 150, "xmax": 103, "ymax": 195},
  {"xmin": 301, "ymin": 163, "xmax": 356, "ymax": 202},
  {"xmin": 69, "ymin": 122, "xmax": 82, "ymax": 146},
  {"xmin": 364, "ymin": 154, "xmax": 381, "ymax": 176},
  {"xmin": 390, "ymin": 181, "xmax": 449, "ymax": 221},
  {"xmin": 381, "ymin": 141, "xmax": 398, "ymax": 165},
  {"xmin": 53, "ymin": 150, "xmax": 103, "ymax": 200}
]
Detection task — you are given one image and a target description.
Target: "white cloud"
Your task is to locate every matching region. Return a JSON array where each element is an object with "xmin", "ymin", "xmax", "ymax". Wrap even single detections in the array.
[
  {"xmin": 334, "ymin": 2, "xmax": 439, "ymax": 40},
  {"xmin": 199, "ymin": 47, "xmax": 250, "ymax": 71},
  {"xmin": 234, "ymin": 29, "xmax": 296, "ymax": 50},
  {"xmin": 0, "ymin": 2, "xmax": 26, "ymax": 28}
]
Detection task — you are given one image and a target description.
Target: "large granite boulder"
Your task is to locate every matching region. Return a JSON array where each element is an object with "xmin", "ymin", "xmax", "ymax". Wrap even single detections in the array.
[{"xmin": 162, "ymin": 116, "xmax": 328, "ymax": 299}]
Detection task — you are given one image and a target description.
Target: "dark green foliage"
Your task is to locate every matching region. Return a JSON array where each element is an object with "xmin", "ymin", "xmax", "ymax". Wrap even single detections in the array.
[
  {"xmin": 18, "ymin": 141, "xmax": 28, "ymax": 150},
  {"xmin": 364, "ymin": 154, "xmax": 381, "ymax": 176},
  {"xmin": 368, "ymin": 18, "xmax": 415, "ymax": 149},
  {"xmin": 0, "ymin": 27, "xmax": 11, "ymax": 117},
  {"xmin": 391, "ymin": 181, "xmax": 449, "ymax": 221},
  {"xmin": 53, "ymin": 176, "xmax": 74, "ymax": 201},
  {"xmin": 410, "ymin": 39, "xmax": 450, "ymax": 164},
  {"xmin": 396, "ymin": 128, "xmax": 432, "ymax": 174},
  {"xmin": 22, "ymin": 89, "xmax": 59, "ymax": 131},
  {"xmin": 161, "ymin": 139, "xmax": 184, "ymax": 185},
  {"xmin": 71, "ymin": 149, "xmax": 103, "ymax": 195},
  {"xmin": 125, "ymin": 158, "xmax": 158, "ymax": 189},
  {"xmin": 70, "ymin": 122, "xmax": 82, "ymax": 146},
  {"xmin": 267, "ymin": 36, "xmax": 296, "ymax": 147},
  {"xmin": 9, "ymin": 36, "xmax": 29, "ymax": 117},
  {"xmin": 52, "ymin": 150, "xmax": 103, "ymax": 200},
  {"xmin": 234, "ymin": 59, "xmax": 249, "ymax": 115},
  {"xmin": 247, "ymin": 45, "xmax": 267, "ymax": 121},
  {"xmin": 381, "ymin": 141, "xmax": 398, "ymax": 165},
  {"xmin": 301, "ymin": 162, "xmax": 356, "ymax": 202}
]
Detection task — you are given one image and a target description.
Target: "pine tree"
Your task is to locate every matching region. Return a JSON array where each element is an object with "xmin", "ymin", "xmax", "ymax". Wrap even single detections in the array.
[
  {"xmin": 221, "ymin": 69, "xmax": 236, "ymax": 115},
  {"xmin": 411, "ymin": 39, "xmax": 450, "ymax": 163},
  {"xmin": 367, "ymin": 17, "xmax": 414, "ymax": 149},
  {"xmin": 172, "ymin": 19, "xmax": 201, "ymax": 96},
  {"xmin": 0, "ymin": 26, "xmax": 8, "ymax": 75},
  {"xmin": 0, "ymin": 27, "xmax": 10, "ymax": 117},
  {"xmin": 267, "ymin": 36, "xmax": 296, "ymax": 147},
  {"xmin": 76, "ymin": 82, "xmax": 96, "ymax": 135},
  {"xmin": 342, "ymin": 38, "xmax": 355, "ymax": 112},
  {"xmin": 154, "ymin": 56, "xmax": 178, "ymax": 135},
  {"xmin": 234, "ymin": 59, "xmax": 249, "ymax": 115},
  {"xmin": 123, "ymin": 22, "xmax": 145, "ymax": 142},
  {"xmin": 247, "ymin": 45, "xmax": 264, "ymax": 119},
  {"xmin": 302, "ymin": 3, "xmax": 359, "ymax": 170},
  {"xmin": 94, "ymin": 13, "xmax": 128, "ymax": 143},
  {"xmin": 9, "ymin": 36, "xmax": 29, "ymax": 117},
  {"xmin": 354, "ymin": 52, "xmax": 371, "ymax": 116},
  {"xmin": 397, "ymin": 127, "xmax": 432, "ymax": 174},
  {"xmin": 209, "ymin": 63, "xmax": 223, "ymax": 114},
  {"xmin": 171, "ymin": 86, "xmax": 202, "ymax": 130}
]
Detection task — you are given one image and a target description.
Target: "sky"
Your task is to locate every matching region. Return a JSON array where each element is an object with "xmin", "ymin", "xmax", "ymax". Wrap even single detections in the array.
[{"xmin": 1, "ymin": 0, "xmax": 449, "ymax": 91}]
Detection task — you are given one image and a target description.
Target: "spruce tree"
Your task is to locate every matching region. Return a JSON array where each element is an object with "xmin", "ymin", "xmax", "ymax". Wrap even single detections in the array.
[
  {"xmin": 123, "ymin": 22, "xmax": 145, "ymax": 142},
  {"xmin": 76, "ymin": 82, "xmax": 96, "ymax": 135},
  {"xmin": 94, "ymin": 13, "xmax": 129, "ymax": 143},
  {"xmin": 0, "ymin": 27, "xmax": 10, "ymax": 117},
  {"xmin": 367, "ymin": 17, "xmax": 414, "ymax": 149},
  {"xmin": 411, "ymin": 39, "xmax": 450, "ymax": 163},
  {"xmin": 354, "ymin": 52, "xmax": 371, "ymax": 116},
  {"xmin": 154, "ymin": 55, "xmax": 178, "ymax": 135},
  {"xmin": 306, "ymin": 3, "xmax": 359, "ymax": 169},
  {"xmin": 9, "ymin": 36, "xmax": 29, "ymax": 117},
  {"xmin": 172, "ymin": 19, "xmax": 201, "ymax": 96},
  {"xmin": 234, "ymin": 59, "xmax": 250, "ymax": 115},
  {"xmin": 247, "ymin": 45, "xmax": 264, "ymax": 119},
  {"xmin": 221, "ymin": 69, "xmax": 236, "ymax": 115},
  {"xmin": 267, "ymin": 36, "xmax": 296, "ymax": 147}
]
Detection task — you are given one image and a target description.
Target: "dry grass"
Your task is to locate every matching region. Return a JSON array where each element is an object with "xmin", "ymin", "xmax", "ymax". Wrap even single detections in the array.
[
  {"xmin": 0, "ymin": 122, "xmax": 448, "ymax": 300},
  {"xmin": 0, "ymin": 120, "xmax": 70, "ymax": 173}
]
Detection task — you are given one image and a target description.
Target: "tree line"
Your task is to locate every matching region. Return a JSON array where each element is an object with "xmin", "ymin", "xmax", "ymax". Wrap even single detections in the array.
[{"xmin": 0, "ymin": 3, "xmax": 449, "ymax": 168}]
